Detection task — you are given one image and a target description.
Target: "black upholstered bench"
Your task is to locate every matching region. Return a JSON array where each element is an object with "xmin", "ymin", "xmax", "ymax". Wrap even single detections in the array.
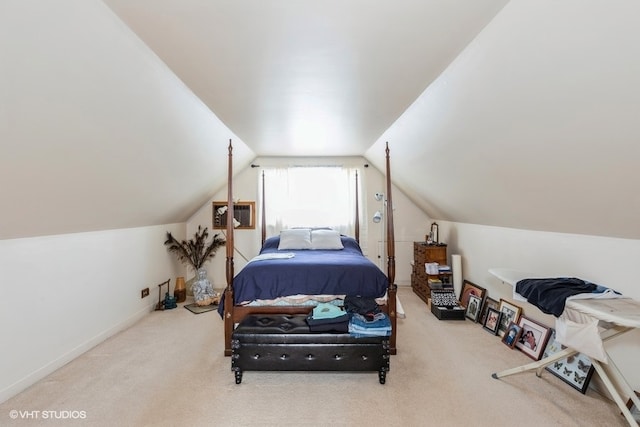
[{"xmin": 231, "ymin": 314, "xmax": 390, "ymax": 384}]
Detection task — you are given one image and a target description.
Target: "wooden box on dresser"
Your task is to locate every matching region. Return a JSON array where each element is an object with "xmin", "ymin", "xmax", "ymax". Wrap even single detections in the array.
[{"xmin": 411, "ymin": 242, "xmax": 451, "ymax": 304}]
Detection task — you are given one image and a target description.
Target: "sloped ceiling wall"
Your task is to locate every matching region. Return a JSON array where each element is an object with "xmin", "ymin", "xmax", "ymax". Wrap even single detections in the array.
[
  {"xmin": 368, "ymin": 1, "xmax": 640, "ymax": 240},
  {"xmin": 2, "ymin": 1, "xmax": 640, "ymax": 242},
  {"xmin": 0, "ymin": 1, "xmax": 254, "ymax": 240}
]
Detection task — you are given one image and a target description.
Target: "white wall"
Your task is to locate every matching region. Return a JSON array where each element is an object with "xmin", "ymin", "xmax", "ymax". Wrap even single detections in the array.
[
  {"xmin": 186, "ymin": 156, "xmax": 433, "ymax": 288},
  {"xmin": 0, "ymin": 223, "xmax": 186, "ymax": 403},
  {"xmin": 439, "ymin": 221, "xmax": 640, "ymax": 391},
  {"xmin": 368, "ymin": 0, "xmax": 640, "ymax": 242}
]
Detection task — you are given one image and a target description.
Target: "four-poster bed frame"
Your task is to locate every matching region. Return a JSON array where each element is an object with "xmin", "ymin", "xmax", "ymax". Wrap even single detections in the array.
[{"xmin": 223, "ymin": 140, "xmax": 398, "ymax": 356}]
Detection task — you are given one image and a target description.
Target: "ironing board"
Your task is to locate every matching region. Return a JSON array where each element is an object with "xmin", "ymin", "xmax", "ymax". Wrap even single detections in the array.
[{"xmin": 489, "ymin": 268, "xmax": 640, "ymax": 426}]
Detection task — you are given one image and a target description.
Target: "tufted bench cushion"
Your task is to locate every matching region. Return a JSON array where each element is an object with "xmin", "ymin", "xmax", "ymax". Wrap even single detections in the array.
[{"xmin": 231, "ymin": 314, "xmax": 390, "ymax": 384}]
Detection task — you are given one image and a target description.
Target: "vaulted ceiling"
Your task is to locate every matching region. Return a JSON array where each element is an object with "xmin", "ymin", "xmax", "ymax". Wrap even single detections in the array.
[
  {"xmin": 102, "ymin": 0, "xmax": 509, "ymax": 157},
  {"xmin": 2, "ymin": 1, "xmax": 639, "ymax": 241}
]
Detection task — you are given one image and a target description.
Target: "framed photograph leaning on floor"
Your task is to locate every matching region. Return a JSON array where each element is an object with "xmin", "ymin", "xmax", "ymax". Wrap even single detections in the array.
[
  {"xmin": 483, "ymin": 308, "xmax": 502, "ymax": 335},
  {"xmin": 542, "ymin": 329, "xmax": 595, "ymax": 394},
  {"xmin": 626, "ymin": 391, "xmax": 640, "ymax": 423},
  {"xmin": 497, "ymin": 299, "xmax": 522, "ymax": 337},
  {"xmin": 515, "ymin": 316, "xmax": 551, "ymax": 361},
  {"xmin": 479, "ymin": 297, "xmax": 499, "ymax": 326},
  {"xmin": 465, "ymin": 294, "xmax": 482, "ymax": 322},
  {"xmin": 459, "ymin": 280, "xmax": 486, "ymax": 308},
  {"xmin": 502, "ymin": 322, "xmax": 523, "ymax": 349}
]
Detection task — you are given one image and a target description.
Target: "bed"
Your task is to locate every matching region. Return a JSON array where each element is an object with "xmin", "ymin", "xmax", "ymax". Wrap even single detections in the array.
[
  {"xmin": 217, "ymin": 233, "xmax": 388, "ymax": 311},
  {"xmin": 221, "ymin": 141, "xmax": 398, "ymax": 357}
]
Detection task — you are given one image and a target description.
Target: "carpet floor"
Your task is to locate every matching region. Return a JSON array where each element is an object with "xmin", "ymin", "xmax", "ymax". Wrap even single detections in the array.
[{"xmin": 0, "ymin": 287, "xmax": 628, "ymax": 426}]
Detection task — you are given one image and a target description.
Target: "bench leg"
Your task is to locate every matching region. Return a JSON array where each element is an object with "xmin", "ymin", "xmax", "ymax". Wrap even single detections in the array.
[
  {"xmin": 234, "ymin": 370, "xmax": 243, "ymax": 384},
  {"xmin": 379, "ymin": 369, "xmax": 387, "ymax": 385}
]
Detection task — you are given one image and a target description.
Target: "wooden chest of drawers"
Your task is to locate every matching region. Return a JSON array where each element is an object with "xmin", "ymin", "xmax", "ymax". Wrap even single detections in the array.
[{"xmin": 411, "ymin": 242, "xmax": 450, "ymax": 304}]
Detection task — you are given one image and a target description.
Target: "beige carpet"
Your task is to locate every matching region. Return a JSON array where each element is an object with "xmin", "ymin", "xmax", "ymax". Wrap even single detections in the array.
[{"xmin": 0, "ymin": 288, "xmax": 628, "ymax": 427}]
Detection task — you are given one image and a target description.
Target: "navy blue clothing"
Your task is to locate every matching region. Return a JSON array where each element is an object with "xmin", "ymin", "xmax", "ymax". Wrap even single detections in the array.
[
  {"xmin": 516, "ymin": 278, "xmax": 597, "ymax": 317},
  {"xmin": 306, "ymin": 311, "xmax": 349, "ymax": 333}
]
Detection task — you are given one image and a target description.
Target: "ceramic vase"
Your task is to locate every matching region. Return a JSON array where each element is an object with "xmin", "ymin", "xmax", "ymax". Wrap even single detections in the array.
[{"xmin": 174, "ymin": 276, "xmax": 186, "ymax": 303}]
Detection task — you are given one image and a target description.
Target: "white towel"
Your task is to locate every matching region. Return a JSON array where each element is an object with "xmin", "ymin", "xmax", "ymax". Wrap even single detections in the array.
[{"xmin": 248, "ymin": 252, "xmax": 295, "ymax": 262}]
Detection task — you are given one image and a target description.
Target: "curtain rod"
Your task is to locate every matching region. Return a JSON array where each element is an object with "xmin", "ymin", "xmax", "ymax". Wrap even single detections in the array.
[
  {"xmin": 289, "ymin": 164, "xmax": 344, "ymax": 168},
  {"xmin": 255, "ymin": 164, "xmax": 368, "ymax": 168}
]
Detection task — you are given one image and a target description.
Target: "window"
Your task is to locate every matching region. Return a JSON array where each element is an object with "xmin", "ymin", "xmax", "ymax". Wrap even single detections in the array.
[{"xmin": 262, "ymin": 166, "xmax": 360, "ymax": 235}]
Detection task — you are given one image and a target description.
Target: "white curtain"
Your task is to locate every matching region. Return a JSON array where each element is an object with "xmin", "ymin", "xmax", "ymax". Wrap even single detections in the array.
[{"xmin": 261, "ymin": 166, "xmax": 360, "ymax": 237}]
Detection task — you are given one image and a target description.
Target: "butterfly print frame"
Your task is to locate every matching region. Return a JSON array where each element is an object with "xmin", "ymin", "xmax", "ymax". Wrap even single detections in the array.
[{"xmin": 542, "ymin": 329, "xmax": 595, "ymax": 394}]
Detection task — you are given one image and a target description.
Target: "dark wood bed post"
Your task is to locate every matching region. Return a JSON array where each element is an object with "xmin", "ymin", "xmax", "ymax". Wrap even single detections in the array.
[
  {"xmin": 385, "ymin": 142, "xmax": 398, "ymax": 355},
  {"xmin": 261, "ymin": 170, "xmax": 266, "ymax": 246},
  {"xmin": 224, "ymin": 140, "xmax": 235, "ymax": 356},
  {"xmin": 354, "ymin": 170, "xmax": 360, "ymax": 244}
]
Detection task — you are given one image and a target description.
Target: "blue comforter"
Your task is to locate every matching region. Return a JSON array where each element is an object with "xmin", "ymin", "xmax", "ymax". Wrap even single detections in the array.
[{"xmin": 217, "ymin": 236, "xmax": 388, "ymax": 316}]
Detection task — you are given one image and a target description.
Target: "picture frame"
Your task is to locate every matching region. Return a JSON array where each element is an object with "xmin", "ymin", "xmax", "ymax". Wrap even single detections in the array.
[
  {"xmin": 212, "ymin": 201, "xmax": 256, "ymax": 229},
  {"xmin": 465, "ymin": 294, "xmax": 482, "ymax": 322},
  {"xmin": 479, "ymin": 297, "xmax": 499, "ymax": 326},
  {"xmin": 483, "ymin": 308, "xmax": 502, "ymax": 335},
  {"xmin": 459, "ymin": 280, "xmax": 486, "ymax": 308},
  {"xmin": 625, "ymin": 391, "xmax": 640, "ymax": 423},
  {"xmin": 501, "ymin": 322, "xmax": 522, "ymax": 349},
  {"xmin": 543, "ymin": 329, "xmax": 595, "ymax": 394},
  {"xmin": 497, "ymin": 299, "xmax": 522, "ymax": 337},
  {"xmin": 515, "ymin": 316, "xmax": 551, "ymax": 361}
]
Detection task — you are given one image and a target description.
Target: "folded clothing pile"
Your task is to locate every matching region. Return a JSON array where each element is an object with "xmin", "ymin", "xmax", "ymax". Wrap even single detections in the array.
[
  {"xmin": 348, "ymin": 312, "xmax": 391, "ymax": 338},
  {"xmin": 306, "ymin": 302, "xmax": 349, "ymax": 333},
  {"xmin": 343, "ymin": 295, "xmax": 390, "ymax": 338},
  {"xmin": 343, "ymin": 295, "xmax": 380, "ymax": 317}
]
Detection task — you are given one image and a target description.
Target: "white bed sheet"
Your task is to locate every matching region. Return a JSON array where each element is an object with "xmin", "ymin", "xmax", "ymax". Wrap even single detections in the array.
[{"xmin": 241, "ymin": 292, "xmax": 406, "ymax": 319}]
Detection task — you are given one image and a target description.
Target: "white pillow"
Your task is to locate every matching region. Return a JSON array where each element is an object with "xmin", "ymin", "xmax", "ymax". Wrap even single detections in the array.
[
  {"xmin": 278, "ymin": 228, "xmax": 312, "ymax": 250},
  {"xmin": 310, "ymin": 229, "xmax": 344, "ymax": 250}
]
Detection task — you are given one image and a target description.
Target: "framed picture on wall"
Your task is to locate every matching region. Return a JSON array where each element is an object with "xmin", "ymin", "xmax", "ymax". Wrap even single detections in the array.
[{"xmin": 212, "ymin": 201, "xmax": 256, "ymax": 229}]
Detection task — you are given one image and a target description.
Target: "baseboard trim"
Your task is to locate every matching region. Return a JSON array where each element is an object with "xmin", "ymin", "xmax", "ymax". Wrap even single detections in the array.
[{"xmin": 0, "ymin": 302, "xmax": 155, "ymax": 404}]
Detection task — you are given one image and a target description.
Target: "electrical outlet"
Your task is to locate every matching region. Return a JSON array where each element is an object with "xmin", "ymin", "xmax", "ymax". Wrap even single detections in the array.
[{"xmin": 141, "ymin": 287, "xmax": 149, "ymax": 298}]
